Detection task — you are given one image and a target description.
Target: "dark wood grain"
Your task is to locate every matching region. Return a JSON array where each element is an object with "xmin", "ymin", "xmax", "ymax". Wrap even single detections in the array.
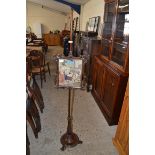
[{"xmin": 91, "ymin": 56, "xmax": 128, "ymax": 125}]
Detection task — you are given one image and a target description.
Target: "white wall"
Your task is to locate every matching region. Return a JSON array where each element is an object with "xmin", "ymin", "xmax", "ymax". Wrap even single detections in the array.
[
  {"xmin": 80, "ymin": 0, "xmax": 105, "ymax": 36},
  {"xmin": 73, "ymin": 10, "xmax": 79, "ymax": 19},
  {"xmin": 27, "ymin": 2, "xmax": 67, "ymax": 34},
  {"xmin": 27, "ymin": 0, "xmax": 105, "ymax": 35}
]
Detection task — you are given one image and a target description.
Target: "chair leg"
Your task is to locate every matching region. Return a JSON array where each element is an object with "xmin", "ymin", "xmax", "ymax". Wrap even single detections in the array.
[
  {"xmin": 26, "ymin": 139, "xmax": 30, "ymax": 155},
  {"xmin": 30, "ymin": 98, "xmax": 41, "ymax": 132},
  {"xmin": 26, "ymin": 129, "xmax": 30, "ymax": 155},
  {"xmin": 33, "ymin": 77, "xmax": 43, "ymax": 101},
  {"xmin": 32, "ymin": 78, "xmax": 44, "ymax": 112},
  {"xmin": 26, "ymin": 112, "xmax": 38, "ymax": 138},
  {"xmin": 47, "ymin": 63, "xmax": 51, "ymax": 76},
  {"xmin": 44, "ymin": 71, "xmax": 46, "ymax": 82},
  {"xmin": 26, "ymin": 125, "xmax": 30, "ymax": 145},
  {"xmin": 40, "ymin": 72, "xmax": 43, "ymax": 88}
]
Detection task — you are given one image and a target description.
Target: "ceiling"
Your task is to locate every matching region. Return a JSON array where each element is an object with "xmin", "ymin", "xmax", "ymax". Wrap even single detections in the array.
[
  {"xmin": 27, "ymin": 0, "xmax": 90, "ymax": 14},
  {"xmin": 62, "ymin": 0, "xmax": 90, "ymax": 5}
]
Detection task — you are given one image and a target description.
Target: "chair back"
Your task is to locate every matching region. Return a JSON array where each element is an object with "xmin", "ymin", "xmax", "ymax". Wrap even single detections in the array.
[{"xmin": 29, "ymin": 50, "xmax": 45, "ymax": 68}]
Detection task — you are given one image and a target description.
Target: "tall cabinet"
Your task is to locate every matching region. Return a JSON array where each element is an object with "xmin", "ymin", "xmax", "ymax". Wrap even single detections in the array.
[{"xmin": 92, "ymin": 0, "xmax": 129, "ymax": 125}]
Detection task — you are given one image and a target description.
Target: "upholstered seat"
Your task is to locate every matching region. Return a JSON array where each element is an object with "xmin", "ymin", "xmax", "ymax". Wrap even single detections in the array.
[{"xmin": 32, "ymin": 66, "xmax": 44, "ymax": 73}]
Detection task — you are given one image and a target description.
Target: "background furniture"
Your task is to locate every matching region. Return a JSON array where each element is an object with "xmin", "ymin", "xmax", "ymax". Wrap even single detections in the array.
[
  {"xmin": 60, "ymin": 30, "xmax": 70, "ymax": 46},
  {"xmin": 28, "ymin": 50, "xmax": 46, "ymax": 88},
  {"xmin": 80, "ymin": 35, "xmax": 102, "ymax": 91},
  {"xmin": 43, "ymin": 33, "xmax": 61, "ymax": 46},
  {"xmin": 113, "ymin": 82, "xmax": 129, "ymax": 155},
  {"xmin": 91, "ymin": 0, "xmax": 129, "ymax": 125},
  {"xmin": 26, "ymin": 62, "xmax": 45, "ymax": 155},
  {"xmin": 26, "ymin": 36, "xmax": 48, "ymax": 54}
]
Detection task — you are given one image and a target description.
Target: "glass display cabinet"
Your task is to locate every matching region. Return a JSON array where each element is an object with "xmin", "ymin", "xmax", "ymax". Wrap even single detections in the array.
[
  {"xmin": 102, "ymin": 0, "xmax": 116, "ymax": 59},
  {"xmin": 92, "ymin": 0, "xmax": 129, "ymax": 125},
  {"xmin": 102, "ymin": 1, "xmax": 116, "ymax": 39},
  {"xmin": 101, "ymin": 0, "xmax": 129, "ymax": 71},
  {"xmin": 112, "ymin": 0, "xmax": 129, "ymax": 68}
]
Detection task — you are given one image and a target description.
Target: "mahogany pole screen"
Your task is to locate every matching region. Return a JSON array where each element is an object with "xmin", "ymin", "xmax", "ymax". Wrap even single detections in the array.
[{"xmin": 60, "ymin": 8, "xmax": 83, "ymax": 151}]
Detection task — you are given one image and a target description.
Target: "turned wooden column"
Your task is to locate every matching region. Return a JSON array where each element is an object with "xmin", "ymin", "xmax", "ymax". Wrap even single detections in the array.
[{"xmin": 60, "ymin": 88, "xmax": 82, "ymax": 151}]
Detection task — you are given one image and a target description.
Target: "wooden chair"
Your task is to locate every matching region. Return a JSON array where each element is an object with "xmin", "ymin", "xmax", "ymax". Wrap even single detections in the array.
[
  {"xmin": 28, "ymin": 50, "xmax": 46, "ymax": 88},
  {"xmin": 32, "ymin": 77, "xmax": 44, "ymax": 112},
  {"xmin": 27, "ymin": 78, "xmax": 44, "ymax": 113},
  {"xmin": 26, "ymin": 59, "xmax": 44, "ymax": 155},
  {"xmin": 26, "ymin": 57, "xmax": 44, "ymax": 111},
  {"xmin": 27, "ymin": 95, "xmax": 41, "ymax": 133},
  {"xmin": 26, "ymin": 96, "xmax": 39, "ymax": 138}
]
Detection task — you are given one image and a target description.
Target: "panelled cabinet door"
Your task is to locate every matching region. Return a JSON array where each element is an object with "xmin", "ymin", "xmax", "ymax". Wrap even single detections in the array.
[
  {"xmin": 92, "ymin": 57, "xmax": 105, "ymax": 100},
  {"xmin": 91, "ymin": 56, "xmax": 128, "ymax": 125},
  {"xmin": 102, "ymin": 67, "xmax": 119, "ymax": 118}
]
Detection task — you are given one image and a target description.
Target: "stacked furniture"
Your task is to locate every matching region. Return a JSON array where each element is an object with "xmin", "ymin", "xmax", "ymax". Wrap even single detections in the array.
[
  {"xmin": 26, "ymin": 60, "xmax": 44, "ymax": 155},
  {"xmin": 80, "ymin": 34, "xmax": 102, "ymax": 91},
  {"xmin": 26, "ymin": 37, "xmax": 51, "ymax": 88},
  {"xmin": 78, "ymin": 16, "xmax": 101, "ymax": 91},
  {"xmin": 60, "ymin": 30, "xmax": 70, "ymax": 47},
  {"xmin": 91, "ymin": 0, "xmax": 129, "ymax": 125},
  {"xmin": 26, "ymin": 38, "xmax": 48, "ymax": 54},
  {"xmin": 27, "ymin": 50, "xmax": 51, "ymax": 88}
]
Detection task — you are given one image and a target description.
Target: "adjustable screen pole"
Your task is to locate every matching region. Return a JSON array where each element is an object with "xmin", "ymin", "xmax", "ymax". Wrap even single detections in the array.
[
  {"xmin": 69, "ymin": 8, "xmax": 73, "ymax": 56},
  {"xmin": 60, "ymin": 87, "xmax": 82, "ymax": 151},
  {"xmin": 60, "ymin": 9, "xmax": 83, "ymax": 151}
]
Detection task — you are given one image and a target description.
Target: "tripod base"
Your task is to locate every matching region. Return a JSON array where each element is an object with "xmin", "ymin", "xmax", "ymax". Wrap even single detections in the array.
[{"xmin": 60, "ymin": 132, "xmax": 82, "ymax": 151}]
